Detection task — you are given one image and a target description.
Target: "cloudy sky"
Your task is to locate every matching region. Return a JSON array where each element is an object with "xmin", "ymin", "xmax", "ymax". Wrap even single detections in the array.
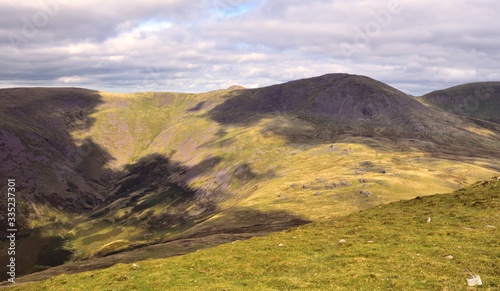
[{"xmin": 0, "ymin": 0, "xmax": 499, "ymax": 95}]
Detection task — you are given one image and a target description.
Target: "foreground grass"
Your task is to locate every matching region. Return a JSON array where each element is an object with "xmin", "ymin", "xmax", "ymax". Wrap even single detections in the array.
[{"xmin": 16, "ymin": 178, "xmax": 499, "ymax": 290}]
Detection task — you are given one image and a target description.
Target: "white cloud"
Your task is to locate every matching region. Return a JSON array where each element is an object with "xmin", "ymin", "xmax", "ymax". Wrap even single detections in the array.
[{"xmin": 55, "ymin": 75, "xmax": 89, "ymax": 84}]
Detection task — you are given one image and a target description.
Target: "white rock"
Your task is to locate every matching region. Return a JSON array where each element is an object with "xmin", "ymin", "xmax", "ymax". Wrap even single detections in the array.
[
  {"xmin": 426, "ymin": 217, "xmax": 431, "ymax": 223},
  {"xmin": 465, "ymin": 270, "xmax": 483, "ymax": 286},
  {"xmin": 338, "ymin": 239, "xmax": 346, "ymax": 244},
  {"xmin": 467, "ymin": 275, "xmax": 483, "ymax": 286},
  {"xmin": 278, "ymin": 243, "xmax": 285, "ymax": 247},
  {"xmin": 445, "ymin": 255, "xmax": 454, "ymax": 260}
]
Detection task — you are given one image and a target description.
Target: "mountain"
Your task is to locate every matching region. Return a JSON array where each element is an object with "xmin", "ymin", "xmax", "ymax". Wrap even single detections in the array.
[
  {"xmin": 1, "ymin": 74, "xmax": 499, "ymax": 281},
  {"xmin": 210, "ymin": 74, "xmax": 500, "ymax": 155},
  {"xmin": 420, "ymin": 82, "xmax": 500, "ymax": 123},
  {"xmin": 12, "ymin": 177, "xmax": 500, "ymax": 290}
]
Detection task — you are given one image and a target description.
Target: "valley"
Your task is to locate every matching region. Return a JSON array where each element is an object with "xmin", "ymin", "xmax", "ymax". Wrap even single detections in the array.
[{"xmin": 0, "ymin": 74, "xmax": 499, "ymax": 287}]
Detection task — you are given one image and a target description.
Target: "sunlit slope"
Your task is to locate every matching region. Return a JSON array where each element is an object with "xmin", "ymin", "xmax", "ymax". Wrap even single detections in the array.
[{"xmin": 17, "ymin": 177, "xmax": 499, "ymax": 290}]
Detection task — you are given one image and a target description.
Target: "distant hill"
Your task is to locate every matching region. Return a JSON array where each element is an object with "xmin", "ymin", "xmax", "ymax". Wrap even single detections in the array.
[{"xmin": 420, "ymin": 82, "xmax": 500, "ymax": 123}]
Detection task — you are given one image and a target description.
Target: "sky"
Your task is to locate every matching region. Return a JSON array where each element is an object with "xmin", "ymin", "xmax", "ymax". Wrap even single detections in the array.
[{"xmin": 0, "ymin": 0, "xmax": 499, "ymax": 95}]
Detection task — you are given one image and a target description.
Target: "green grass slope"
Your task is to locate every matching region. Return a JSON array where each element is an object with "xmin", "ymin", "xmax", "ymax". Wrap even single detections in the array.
[{"xmin": 15, "ymin": 177, "xmax": 499, "ymax": 290}]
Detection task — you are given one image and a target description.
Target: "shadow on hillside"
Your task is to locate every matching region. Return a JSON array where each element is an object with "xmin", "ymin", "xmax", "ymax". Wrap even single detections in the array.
[
  {"xmin": 101, "ymin": 153, "xmax": 221, "ymax": 235},
  {"xmin": 187, "ymin": 101, "xmax": 206, "ymax": 112},
  {"xmin": 178, "ymin": 208, "xmax": 311, "ymax": 239},
  {"xmin": 0, "ymin": 88, "xmax": 107, "ymax": 212},
  {"xmin": 8, "ymin": 207, "xmax": 310, "ymax": 286},
  {"xmin": 0, "ymin": 88, "xmax": 112, "ymax": 280},
  {"xmin": 0, "ymin": 88, "xmax": 292, "ymax": 282}
]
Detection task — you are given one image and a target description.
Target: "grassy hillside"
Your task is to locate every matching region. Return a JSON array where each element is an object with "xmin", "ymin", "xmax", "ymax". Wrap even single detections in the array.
[
  {"xmin": 54, "ymin": 86, "xmax": 500, "ymax": 261},
  {"xmin": 1, "ymin": 75, "xmax": 500, "ymax": 280},
  {"xmin": 14, "ymin": 177, "xmax": 499, "ymax": 290}
]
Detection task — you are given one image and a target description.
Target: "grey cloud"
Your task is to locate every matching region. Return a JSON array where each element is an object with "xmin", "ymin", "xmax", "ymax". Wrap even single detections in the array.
[{"xmin": 0, "ymin": 0, "xmax": 499, "ymax": 95}]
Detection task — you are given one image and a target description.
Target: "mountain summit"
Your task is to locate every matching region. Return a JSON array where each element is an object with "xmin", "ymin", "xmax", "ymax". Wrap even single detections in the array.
[{"xmin": 211, "ymin": 73, "xmax": 424, "ymax": 121}]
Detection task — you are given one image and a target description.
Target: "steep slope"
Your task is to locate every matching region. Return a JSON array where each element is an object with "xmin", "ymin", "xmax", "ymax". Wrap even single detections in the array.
[
  {"xmin": 14, "ymin": 177, "xmax": 500, "ymax": 290},
  {"xmin": 420, "ymin": 82, "xmax": 500, "ymax": 123},
  {"xmin": 0, "ymin": 88, "xmax": 111, "ymax": 225},
  {"xmin": 1, "ymin": 74, "xmax": 500, "ymax": 281}
]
